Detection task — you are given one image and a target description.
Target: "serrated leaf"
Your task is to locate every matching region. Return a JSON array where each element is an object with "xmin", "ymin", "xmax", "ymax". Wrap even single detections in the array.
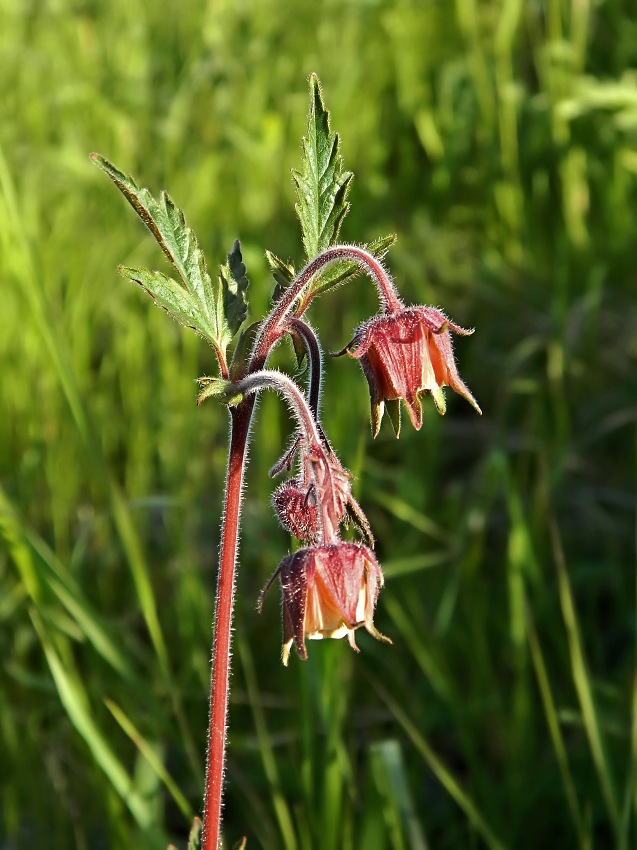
[
  {"xmin": 217, "ymin": 240, "xmax": 250, "ymax": 349},
  {"xmin": 91, "ymin": 153, "xmax": 247, "ymax": 370},
  {"xmin": 299, "ymin": 233, "xmax": 397, "ymax": 308},
  {"xmin": 119, "ymin": 267, "xmax": 212, "ymax": 336},
  {"xmin": 292, "ymin": 73, "xmax": 353, "ymax": 259},
  {"xmin": 230, "ymin": 321, "xmax": 261, "ymax": 381}
]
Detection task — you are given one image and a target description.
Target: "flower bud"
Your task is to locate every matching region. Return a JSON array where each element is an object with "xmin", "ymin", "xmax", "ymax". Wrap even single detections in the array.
[{"xmin": 272, "ymin": 479, "xmax": 319, "ymax": 544}]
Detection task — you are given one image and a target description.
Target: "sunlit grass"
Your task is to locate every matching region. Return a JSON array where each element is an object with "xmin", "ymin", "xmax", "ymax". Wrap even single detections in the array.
[{"xmin": 1, "ymin": 0, "xmax": 636, "ymax": 848}]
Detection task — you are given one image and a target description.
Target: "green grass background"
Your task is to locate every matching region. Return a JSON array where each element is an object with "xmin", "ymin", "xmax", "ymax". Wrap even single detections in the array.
[{"xmin": 1, "ymin": 0, "xmax": 637, "ymax": 848}]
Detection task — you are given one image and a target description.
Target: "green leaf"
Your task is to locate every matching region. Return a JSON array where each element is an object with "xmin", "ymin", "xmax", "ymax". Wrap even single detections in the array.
[
  {"xmin": 230, "ymin": 320, "xmax": 261, "ymax": 381},
  {"xmin": 218, "ymin": 239, "xmax": 250, "ymax": 348},
  {"xmin": 119, "ymin": 267, "xmax": 211, "ymax": 336},
  {"xmin": 196, "ymin": 376, "xmax": 244, "ymax": 407},
  {"xmin": 91, "ymin": 154, "xmax": 248, "ymax": 369},
  {"xmin": 265, "ymin": 250, "xmax": 296, "ymax": 303},
  {"xmin": 292, "ymin": 73, "xmax": 353, "ymax": 260}
]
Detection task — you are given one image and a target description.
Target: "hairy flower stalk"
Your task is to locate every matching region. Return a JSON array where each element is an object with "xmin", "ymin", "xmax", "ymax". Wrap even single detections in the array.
[
  {"xmin": 286, "ymin": 316, "xmax": 323, "ymax": 420},
  {"xmin": 232, "ymin": 369, "xmax": 370, "ymax": 545},
  {"xmin": 250, "ymin": 245, "xmax": 402, "ymax": 372}
]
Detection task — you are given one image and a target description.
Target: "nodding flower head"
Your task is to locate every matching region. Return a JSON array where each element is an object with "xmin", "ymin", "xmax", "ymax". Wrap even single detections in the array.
[
  {"xmin": 337, "ymin": 306, "xmax": 481, "ymax": 437},
  {"xmin": 259, "ymin": 542, "xmax": 391, "ymax": 665},
  {"xmin": 270, "ymin": 434, "xmax": 373, "ymax": 546}
]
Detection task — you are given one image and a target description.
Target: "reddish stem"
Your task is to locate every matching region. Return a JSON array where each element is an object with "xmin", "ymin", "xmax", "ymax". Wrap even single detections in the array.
[
  {"xmin": 202, "ymin": 398, "xmax": 254, "ymax": 850},
  {"xmin": 251, "ymin": 245, "xmax": 402, "ymax": 371},
  {"xmin": 202, "ymin": 244, "xmax": 398, "ymax": 846}
]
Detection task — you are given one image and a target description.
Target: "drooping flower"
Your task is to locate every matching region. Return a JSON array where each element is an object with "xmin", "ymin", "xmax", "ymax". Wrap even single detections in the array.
[
  {"xmin": 337, "ymin": 306, "xmax": 481, "ymax": 437},
  {"xmin": 259, "ymin": 542, "xmax": 391, "ymax": 665},
  {"xmin": 270, "ymin": 434, "xmax": 373, "ymax": 546}
]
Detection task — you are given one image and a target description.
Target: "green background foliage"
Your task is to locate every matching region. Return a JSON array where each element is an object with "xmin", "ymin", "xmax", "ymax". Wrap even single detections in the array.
[{"xmin": 1, "ymin": 1, "xmax": 636, "ymax": 848}]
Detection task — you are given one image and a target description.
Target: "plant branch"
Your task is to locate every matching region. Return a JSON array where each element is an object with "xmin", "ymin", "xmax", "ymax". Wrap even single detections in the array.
[
  {"xmin": 286, "ymin": 317, "xmax": 323, "ymax": 421},
  {"xmin": 234, "ymin": 370, "xmax": 323, "ymax": 448},
  {"xmin": 202, "ymin": 399, "xmax": 254, "ymax": 850},
  {"xmin": 250, "ymin": 245, "xmax": 402, "ymax": 371}
]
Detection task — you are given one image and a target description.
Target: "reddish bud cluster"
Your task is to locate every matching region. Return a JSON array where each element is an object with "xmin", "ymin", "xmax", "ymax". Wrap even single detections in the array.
[{"xmin": 271, "ymin": 435, "xmax": 372, "ymax": 547}]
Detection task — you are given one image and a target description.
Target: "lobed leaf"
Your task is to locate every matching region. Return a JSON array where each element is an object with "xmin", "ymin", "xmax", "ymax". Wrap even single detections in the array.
[
  {"xmin": 292, "ymin": 73, "xmax": 353, "ymax": 260},
  {"xmin": 266, "ymin": 250, "xmax": 296, "ymax": 303},
  {"xmin": 217, "ymin": 239, "xmax": 250, "ymax": 351},
  {"xmin": 91, "ymin": 154, "xmax": 249, "ymax": 371},
  {"xmin": 119, "ymin": 267, "xmax": 213, "ymax": 338},
  {"xmin": 196, "ymin": 376, "xmax": 244, "ymax": 407}
]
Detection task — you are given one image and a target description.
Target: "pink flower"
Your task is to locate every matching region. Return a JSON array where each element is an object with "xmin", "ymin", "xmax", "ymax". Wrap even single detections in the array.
[
  {"xmin": 259, "ymin": 542, "xmax": 391, "ymax": 665},
  {"xmin": 338, "ymin": 306, "xmax": 481, "ymax": 437}
]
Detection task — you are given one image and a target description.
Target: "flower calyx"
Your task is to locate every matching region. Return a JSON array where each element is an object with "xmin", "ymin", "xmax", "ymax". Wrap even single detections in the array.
[{"xmin": 335, "ymin": 305, "xmax": 481, "ymax": 437}]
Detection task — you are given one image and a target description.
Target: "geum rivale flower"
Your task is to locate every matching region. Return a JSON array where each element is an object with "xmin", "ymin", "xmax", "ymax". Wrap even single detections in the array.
[
  {"xmin": 336, "ymin": 306, "xmax": 481, "ymax": 437},
  {"xmin": 259, "ymin": 542, "xmax": 391, "ymax": 665}
]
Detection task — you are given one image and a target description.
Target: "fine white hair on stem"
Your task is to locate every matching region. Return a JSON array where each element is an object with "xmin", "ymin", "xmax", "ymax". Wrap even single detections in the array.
[
  {"xmin": 249, "ymin": 244, "xmax": 403, "ymax": 373},
  {"xmin": 233, "ymin": 369, "xmax": 323, "ymax": 447}
]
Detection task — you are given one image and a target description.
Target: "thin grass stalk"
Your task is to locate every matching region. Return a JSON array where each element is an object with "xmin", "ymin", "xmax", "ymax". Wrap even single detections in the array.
[
  {"xmin": 551, "ymin": 518, "xmax": 620, "ymax": 834},
  {"xmin": 373, "ymin": 679, "xmax": 507, "ymax": 850},
  {"xmin": 525, "ymin": 597, "xmax": 588, "ymax": 849},
  {"xmin": 236, "ymin": 636, "xmax": 298, "ymax": 850}
]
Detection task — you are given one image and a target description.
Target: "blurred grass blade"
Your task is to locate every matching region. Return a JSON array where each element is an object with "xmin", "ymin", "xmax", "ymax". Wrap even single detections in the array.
[
  {"xmin": 104, "ymin": 698, "xmax": 193, "ymax": 820},
  {"xmin": 30, "ymin": 609, "xmax": 154, "ymax": 830},
  {"xmin": 0, "ymin": 484, "xmax": 138, "ymax": 684},
  {"xmin": 370, "ymin": 739, "xmax": 429, "ymax": 850},
  {"xmin": 237, "ymin": 636, "xmax": 297, "ymax": 850},
  {"xmin": 374, "ymin": 681, "xmax": 507, "ymax": 850},
  {"xmin": 368, "ymin": 488, "xmax": 454, "ymax": 545},
  {"xmin": 525, "ymin": 597, "xmax": 589, "ymax": 849},
  {"xmin": 551, "ymin": 519, "xmax": 620, "ymax": 834},
  {"xmin": 620, "ymin": 423, "xmax": 637, "ymax": 850},
  {"xmin": 0, "ymin": 143, "xmax": 201, "ymax": 778},
  {"xmin": 382, "ymin": 592, "xmax": 452, "ymax": 703}
]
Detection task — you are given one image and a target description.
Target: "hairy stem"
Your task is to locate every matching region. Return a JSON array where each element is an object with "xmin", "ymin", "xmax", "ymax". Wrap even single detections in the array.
[
  {"xmin": 234, "ymin": 369, "xmax": 323, "ymax": 447},
  {"xmin": 251, "ymin": 245, "xmax": 402, "ymax": 370},
  {"xmin": 202, "ymin": 398, "xmax": 254, "ymax": 850},
  {"xmin": 287, "ymin": 317, "xmax": 323, "ymax": 421}
]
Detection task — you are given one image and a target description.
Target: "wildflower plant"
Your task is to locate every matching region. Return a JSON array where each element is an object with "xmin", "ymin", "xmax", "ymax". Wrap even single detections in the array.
[{"xmin": 92, "ymin": 74, "xmax": 480, "ymax": 850}]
